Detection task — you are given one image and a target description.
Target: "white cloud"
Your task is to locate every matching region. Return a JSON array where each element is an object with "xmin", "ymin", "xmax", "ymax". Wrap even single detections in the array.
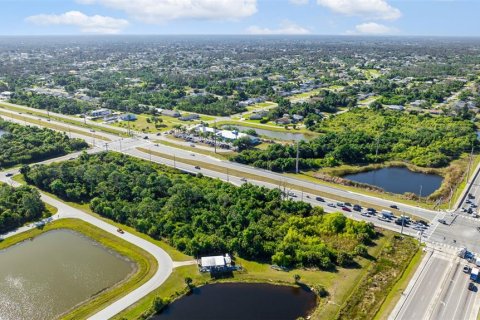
[
  {"xmin": 247, "ymin": 20, "xmax": 311, "ymax": 35},
  {"xmin": 289, "ymin": 0, "xmax": 309, "ymax": 5},
  {"xmin": 25, "ymin": 11, "xmax": 129, "ymax": 34},
  {"xmin": 77, "ymin": 0, "xmax": 258, "ymax": 23},
  {"xmin": 349, "ymin": 22, "xmax": 397, "ymax": 35},
  {"xmin": 316, "ymin": 0, "xmax": 401, "ymax": 20}
]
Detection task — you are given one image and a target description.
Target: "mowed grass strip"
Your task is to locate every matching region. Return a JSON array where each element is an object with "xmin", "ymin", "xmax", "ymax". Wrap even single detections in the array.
[
  {"xmin": 0, "ymin": 218, "xmax": 157, "ymax": 320},
  {"xmin": 0, "ymin": 102, "xmax": 126, "ymax": 137},
  {"xmin": 138, "ymin": 147, "xmax": 422, "ymax": 220},
  {"xmin": 0, "ymin": 109, "xmax": 110, "ymax": 141}
]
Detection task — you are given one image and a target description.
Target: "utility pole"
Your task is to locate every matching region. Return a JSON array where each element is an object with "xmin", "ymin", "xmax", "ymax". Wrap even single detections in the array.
[
  {"xmin": 213, "ymin": 121, "xmax": 217, "ymax": 153},
  {"xmin": 295, "ymin": 140, "xmax": 300, "ymax": 174},
  {"xmin": 104, "ymin": 143, "xmax": 108, "ymax": 152}
]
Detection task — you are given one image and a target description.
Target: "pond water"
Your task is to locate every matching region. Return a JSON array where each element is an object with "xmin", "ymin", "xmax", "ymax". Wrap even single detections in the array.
[
  {"xmin": 344, "ymin": 167, "xmax": 443, "ymax": 196},
  {"xmin": 153, "ymin": 282, "xmax": 317, "ymax": 320},
  {"xmin": 0, "ymin": 229, "xmax": 134, "ymax": 320},
  {"xmin": 223, "ymin": 125, "xmax": 311, "ymax": 142}
]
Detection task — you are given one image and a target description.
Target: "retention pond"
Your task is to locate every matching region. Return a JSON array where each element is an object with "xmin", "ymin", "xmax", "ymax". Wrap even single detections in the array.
[
  {"xmin": 343, "ymin": 167, "xmax": 443, "ymax": 196},
  {"xmin": 153, "ymin": 282, "xmax": 317, "ymax": 320},
  {"xmin": 0, "ymin": 229, "xmax": 133, "ymax": 320}
]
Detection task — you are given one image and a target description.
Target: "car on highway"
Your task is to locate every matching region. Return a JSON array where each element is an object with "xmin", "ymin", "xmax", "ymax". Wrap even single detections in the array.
[
  {"xmin": 468, "ymin": 193, "xmax": 475, "ymax": 199},
  {"xmin": 464, "ymin": 265, "xmax": 472, "ymax": 273},
  {"xmin": 190, "ymin": 144, "xmax": 196, "ymax": 147},
  {"xmin": 353, "ymin": 204, "xmax": 362, "ymax": 211},
  {"xmin": 469, "ymin": 282, "xmax": 476, "ymax": 291},
  {"xmin": 327, "ymin": 203, "xmax": 336, "ymax": 208},
  {"xmin": 288, "ymin": 192, "xmax": 297, "ymax": 198},
  {"xmin": 240, "ymin": 178, "xmax": 247, "ymax": 182},
  {"xmin": 438, "ymin": 219, "xmax": 447, "ymax": 225},
  {"xmin": 416, "ymin": 220, "xmax": 429, "ymax": 226},
  {"xmin": 5, "ymin": 173, "xmax": 13, "ymax": 177},
  {"xmin": 390, "ymin": 204, "xmax": 399, "ymax": 209},
  {"xmin": 367, "ymin": 208, "xmax": 376, "ymax": 214},
  {"xmin": 466, "ymin": 199, "xmax": 472, "ymax": 204},
  {"xmin": 342, "ymin": 207, "xmax": 351, "ymax": 212},
  {"xmin": 315, "ymin": 196, "xmax": 325, "ymax": 202},
  {"xmin": 336, "ymin": 202, "xmax": 345, "ymax": 207},
  {"xmin": 360, "ymin": 211, "xmax": 369, "ymax": 217},
  {"xmin": 194, "ymin": 166, "xmax": 201, "ymax": 170},
  {"xmin": 344, "ymin": 202, "xmax": 352, "ymax": 207}
]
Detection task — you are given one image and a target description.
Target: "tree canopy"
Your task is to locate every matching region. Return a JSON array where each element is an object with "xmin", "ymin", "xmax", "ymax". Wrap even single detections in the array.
[
  {"xmin": 0, "ymin": 184, "xmax": 46, "ymax": 233},
  {"xmin": 22, "ymin": 152, "xmax": 376, "ymax": 269},
  {"xmin": 232, "ymin": 109, "xmax": 477, "ymax": 171},
  {"xmin": 0, "ymin": 118, "xmax": 88, "ymax": 168}
]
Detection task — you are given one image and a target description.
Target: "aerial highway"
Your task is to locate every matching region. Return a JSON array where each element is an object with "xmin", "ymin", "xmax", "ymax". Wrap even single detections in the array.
[{"xmin": 2, "ymin": 103, "xmax": 480, "ymax": 319}]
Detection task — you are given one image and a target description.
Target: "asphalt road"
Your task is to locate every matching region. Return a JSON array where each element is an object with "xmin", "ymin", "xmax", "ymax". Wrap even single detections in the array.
[
  {"xmin": 3, "ymin": 102, "xmax": 480, "ymax": 319},
  {"xmin": 0, "ymin": 104, "xmax": 439, "ymax": 222},
  {"xmin": 393, "ymin": 252, "xmax": 453, "ymax": 320}
]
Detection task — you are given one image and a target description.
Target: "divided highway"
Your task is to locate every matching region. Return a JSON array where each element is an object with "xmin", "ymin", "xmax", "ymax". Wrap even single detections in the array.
[{"xmin": 2, "ymin": 103, "xmax": 480, "ymax": 319}]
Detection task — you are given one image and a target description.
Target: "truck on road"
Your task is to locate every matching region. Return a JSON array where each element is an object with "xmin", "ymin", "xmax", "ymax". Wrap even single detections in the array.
[{"xmin": 471, "ymin": 267, "xmax": 479, "ymax": 281}]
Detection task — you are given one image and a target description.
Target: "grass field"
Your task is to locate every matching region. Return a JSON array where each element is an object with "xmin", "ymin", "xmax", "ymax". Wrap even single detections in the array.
[{"xmin": 0, "ymin": 218, "xmax": 157, "ymax": 320}]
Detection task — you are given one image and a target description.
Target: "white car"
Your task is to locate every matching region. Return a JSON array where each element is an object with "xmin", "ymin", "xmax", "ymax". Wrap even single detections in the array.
[{"xmin": 327, "ymin": 203, "xmax": 336, "ymax": 208}]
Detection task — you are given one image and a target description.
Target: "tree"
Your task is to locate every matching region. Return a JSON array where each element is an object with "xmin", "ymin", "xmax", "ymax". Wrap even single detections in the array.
[
  {"xmin": 233, "ymin": 136, "xmax": 256, "ymax": 151},
  {"xmin": 294, "ymin": 274, "xmax": 301, "ymax": 283}
]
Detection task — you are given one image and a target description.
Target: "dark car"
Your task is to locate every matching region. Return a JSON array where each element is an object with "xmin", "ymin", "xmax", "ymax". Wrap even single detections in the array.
[
  {"xmin": 194, "ymin": 166, "xmax": 201, "ymax": 170},
  {"xmin": 344, "ymin": 202, "xmax": 352, "ymax": 207},
  {"xmin": 367, "ymin": 208, "xmax": 376, "ymax": 213},
  {"xmin": 5, "ymin": 173, "xmax": 13, "ymax": 177},
  {"xmin": 469, "ymin": 282, "xmax": 476, "ymax": 291},
  {"xmin": 315, "ymin": 196, "xmax": 325, "ymax": 202},
  {"xmin": 353, "ymin": 204, "xmax": 362, "ymax": 211},
  {"xmin": 468, "ymin": 193, "xmax": 475, "ymax": 199},
  {"xmin": 390, "ymin": 204, "xmax": 399, "ymax": 209},
  {"xmin": 417, "ymin": 220, "xmax": 429, "ymax": 226},
  {"xmin": 342, "ymin": 207, "xmax": 352, "ymax": 212}
]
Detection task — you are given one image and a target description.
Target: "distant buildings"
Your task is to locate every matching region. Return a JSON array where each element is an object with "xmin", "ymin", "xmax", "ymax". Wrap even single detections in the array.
[
  {"xmin": 120, "ymin": 113, "xmax": 137, "ymax": 121},
  {"xmin": 90, "ymin": 108, "xmax": 111, "ymax": 118},
  {"xmin": 195, "ymin": 125, "xmax": 260, "ymax": 144},
  {"xmin": 0, "ymin": 91, "xmax": 12, "ymax": 100},
  {"xmin": 158, "ymin": 109, "xmax": 181, "ymax": 118},
  {"xmin": 179, "ymin": 114, "xmax": 200, "ymax": 121}
]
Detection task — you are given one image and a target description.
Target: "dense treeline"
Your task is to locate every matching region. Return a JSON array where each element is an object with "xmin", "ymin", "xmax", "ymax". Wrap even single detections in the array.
[
  {"xmin": 22, "ymin": 152, "xmax": 376, "ymax": 269},
  {"xmin": 0, "ymin": 184, "xmax": 46, "ymax": 233},
  {"xmin": 0, "ymin": 118, "xmax": 88, "ymax": 168},
  {"xmin": 232, "ymin": 109, "xmax": 477, "ymax": 171},
  {"xmin": 10, "ymin": 92, "xmax": 93, "ymax": 115},
  {"xmin": 176, "ymin": 95, "xmax": 246, "ymax": 116}
]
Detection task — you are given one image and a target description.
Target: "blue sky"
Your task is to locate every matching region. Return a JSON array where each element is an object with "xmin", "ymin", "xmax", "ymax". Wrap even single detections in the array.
[{"xmin": 1, "ymin": 0, "xmax": 479, "ymax": 36}]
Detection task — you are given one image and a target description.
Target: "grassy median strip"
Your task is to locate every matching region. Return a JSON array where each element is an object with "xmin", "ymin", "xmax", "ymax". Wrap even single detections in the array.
[
  {"xmin": 138, "ymin": 147, "xmax": 422, "ymax": 220},
  {"xmin": 0, "ymin": 109, "xmax": 111, "ymax": 141},
  {"xmin": 0, "ymin": 218, "xmax": 157, "ymax": 320},
  {"xmin": 0, "ymin": 102, "xmax": 126, "ymax": 137},
  {"xmin": 156, "ymin": 140, "xmax": 233, "ymax": 160},
  {"xmin": 334, "ymin": 235, "xmax": 419, "ymax": 320}
]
